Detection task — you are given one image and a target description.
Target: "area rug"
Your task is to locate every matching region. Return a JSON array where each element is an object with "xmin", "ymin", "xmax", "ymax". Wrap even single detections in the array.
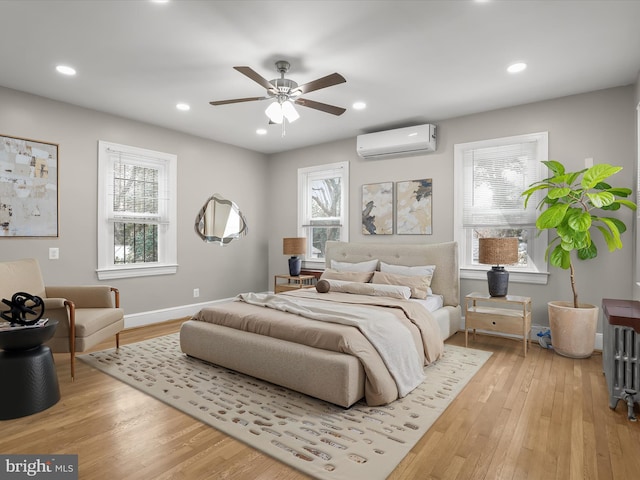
[{"xmin": 79, "ymin": 334, "xmax": 491, "ymax": 480}]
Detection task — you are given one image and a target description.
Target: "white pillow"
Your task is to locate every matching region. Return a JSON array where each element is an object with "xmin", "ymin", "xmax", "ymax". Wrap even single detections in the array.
[
  {"xmin": 324, "ymin": 279, "xmax": 411, "ymax": 300},
  {"xmin": 320, "ymin": 269, "xmax": 374, "ymax": 283},
  {"xmin": 330, "ymin": 258, "xmax": 378, "ymax": 273},
  {"xmin": 371, "ymin": 271, "xmax": 433, "ymax": 299},
  {"xmin": 380, "ymin": 261, "xmax": 436, "ymax": 277}
]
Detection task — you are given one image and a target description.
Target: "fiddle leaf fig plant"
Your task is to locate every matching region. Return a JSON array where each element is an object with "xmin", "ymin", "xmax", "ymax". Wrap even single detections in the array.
[{"xmin": 522, "ymin": 160, "xmax": 636, "ymax": 308}]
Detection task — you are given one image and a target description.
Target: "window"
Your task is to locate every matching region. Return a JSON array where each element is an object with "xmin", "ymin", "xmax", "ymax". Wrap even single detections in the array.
[
  {"xmin": 298, "ymin": 161, "xmax": 349, "ymax": 266},
  {"xmin": 97, "ymin": 141, "xmax": 177, "ymax": 279},
  {"xmin": 454, "ymin": 132, "xmax": 549, "ymax": 283}
]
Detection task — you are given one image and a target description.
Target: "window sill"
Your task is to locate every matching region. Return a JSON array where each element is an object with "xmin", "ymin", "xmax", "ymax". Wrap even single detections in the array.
[
  {"xmin": 96, "ymin": 263, "xmax": 178, "ymax": 280},
  {"xmin": 460, "ymin": 267, "xmax": 549, "ymax": 285},
  {"xmin": 302, "ymin": 261, "xmax": 325, "ymax": 270}
]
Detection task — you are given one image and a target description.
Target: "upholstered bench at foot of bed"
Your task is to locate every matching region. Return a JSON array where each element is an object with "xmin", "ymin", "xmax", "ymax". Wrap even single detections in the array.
[{"xmin": 179, "ymin": 320, "xmax": 366, "ymax": 408}]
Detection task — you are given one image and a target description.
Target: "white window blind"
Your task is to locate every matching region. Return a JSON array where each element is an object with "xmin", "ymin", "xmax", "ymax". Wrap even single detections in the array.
[
  {"xmin": 108, "ymin": 150, "xmax": 169, "ymax": 225},
  {"xmin": 462, "ymin": 141, "xmax": 540, "ymax": 227}
]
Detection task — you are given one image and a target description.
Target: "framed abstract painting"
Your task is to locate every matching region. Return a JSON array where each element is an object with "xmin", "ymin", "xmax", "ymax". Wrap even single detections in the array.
[
  {"xmin": 0, "ymin": 134, "xmax": 59, "ymax": 237},
  {"xmin": 362, "ymin": 182, "xmax": 393, "ymax": 235},
  {"xmin": 396, "ymin": 178, "xmax": 432, "ymax": 235}
]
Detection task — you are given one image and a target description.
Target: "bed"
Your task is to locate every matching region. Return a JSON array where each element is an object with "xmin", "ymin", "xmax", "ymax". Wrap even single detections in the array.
[{"xmin": 180, "ymin": 241, "xmax": 461, "ymax": 407}]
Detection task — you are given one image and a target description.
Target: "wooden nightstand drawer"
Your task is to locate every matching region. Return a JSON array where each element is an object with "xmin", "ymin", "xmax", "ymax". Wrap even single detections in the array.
[{"xmin": 466, "ymin": 307, "xmax": 531, "ymax": 335}]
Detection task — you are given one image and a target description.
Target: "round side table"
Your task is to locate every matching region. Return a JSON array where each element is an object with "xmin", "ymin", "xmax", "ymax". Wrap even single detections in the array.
[{"xmin": 0, "ymin": 319, "xmax": 60, "ymax": 420}]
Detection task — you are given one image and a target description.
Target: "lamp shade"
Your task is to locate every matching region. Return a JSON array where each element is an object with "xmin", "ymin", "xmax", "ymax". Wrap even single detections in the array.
[
  {"xmin": 478, "ymin": 237, "xmax": 518, "ymax": 265},
  {"xmin": 283, "ymin": 237, "xmax": 307, "ymax": 256}
]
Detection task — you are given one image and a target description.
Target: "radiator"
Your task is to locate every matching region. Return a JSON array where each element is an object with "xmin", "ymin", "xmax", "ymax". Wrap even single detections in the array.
[{"xmin": 602, "ymin": 299, "xmax": 640, "ymax": 421}]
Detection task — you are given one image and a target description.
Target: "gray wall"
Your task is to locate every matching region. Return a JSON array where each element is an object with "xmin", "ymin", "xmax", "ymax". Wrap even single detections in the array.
[
  {"xmin": 2, "ymin": 83, "xmax": 636, "ymax": 332},
  {"xmin": 0, "ymin": 86, "xmax": 269, "ymax": 315},
  {"xmin": 267, "ymin": 85, "xmax": 637, "ymax": 331}
]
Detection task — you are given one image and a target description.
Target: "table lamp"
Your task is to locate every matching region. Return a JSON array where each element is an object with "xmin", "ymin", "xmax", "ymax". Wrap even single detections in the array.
[
  {"xmin": 478, "ymin": 237, "xmax": 519, "ymax": 297},
  {"xmin": 283, "ymin": 237, "xmax": 307, "ymax": 276}
]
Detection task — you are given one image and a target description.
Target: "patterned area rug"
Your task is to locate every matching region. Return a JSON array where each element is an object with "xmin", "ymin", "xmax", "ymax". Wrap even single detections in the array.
[{"xmin": 79, "ymin": 333, "xmax": 491, "ymax": 480}]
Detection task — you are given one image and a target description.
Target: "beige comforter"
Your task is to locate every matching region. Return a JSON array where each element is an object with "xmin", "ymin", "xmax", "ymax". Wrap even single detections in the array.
[{"xmin": 193, "ymin": 289, "xmax": 444, "ymax": 405}]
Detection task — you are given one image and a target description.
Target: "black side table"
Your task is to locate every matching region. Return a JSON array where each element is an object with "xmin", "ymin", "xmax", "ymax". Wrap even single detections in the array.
[{"xmin": 0, "ymin": 320, "xmax": 60, "ymax": 420}]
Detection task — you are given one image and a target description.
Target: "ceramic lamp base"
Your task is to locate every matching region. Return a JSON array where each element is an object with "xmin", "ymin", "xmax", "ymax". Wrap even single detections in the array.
[
  {"xmin": 487, "ymin": 266, "xmax": 509, "ymax": 297},
  {"xmin": 288, "ymin": 256, "xmax": 301, "ymax": 276}
]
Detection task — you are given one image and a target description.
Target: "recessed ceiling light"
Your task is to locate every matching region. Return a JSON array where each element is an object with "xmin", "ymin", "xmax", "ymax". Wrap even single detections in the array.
[
  {"xmin": 352, "ymin": 101, "xmax": 367, "ymax": 110},
  {"xmin": 176, "ymin": 103, "xmax": 190, "ymax": 111},
  {"xmin": 507, "ymin": 62, "xmax": 527, "ymax": 74},
  {"xmin": 56, "ymin": 65, "xmax": 76, "ymax": 76},
  {"xmin": 256, "ymin": 128, "xmax": 267, "ymax": 135}
]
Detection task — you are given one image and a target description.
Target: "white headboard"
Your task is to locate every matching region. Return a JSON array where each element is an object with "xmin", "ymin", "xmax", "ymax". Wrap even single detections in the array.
[{"xmin": 324, "ymin": 241, "xmax": 460, "ymax": 307}]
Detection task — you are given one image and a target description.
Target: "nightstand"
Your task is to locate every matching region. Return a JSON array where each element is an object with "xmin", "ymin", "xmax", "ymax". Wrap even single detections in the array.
[
  {"xmin": 274, "ymin": 274, "xmax": 315, "ymax": 294},
  {"xmin": 465, "ymin": 292, "xmax": 532, "ymax": 356}
]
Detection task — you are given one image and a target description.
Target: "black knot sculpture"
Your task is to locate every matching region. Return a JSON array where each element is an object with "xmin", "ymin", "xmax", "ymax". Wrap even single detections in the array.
[{"xmin": 1, "ymin": 292, "xmax": 45, "ymax": 326}]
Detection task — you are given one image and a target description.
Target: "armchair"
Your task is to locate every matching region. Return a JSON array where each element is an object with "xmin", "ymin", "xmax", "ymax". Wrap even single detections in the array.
[{"xmin": 0, "ymin": 258, "xmax": 124, "ymax": 378}]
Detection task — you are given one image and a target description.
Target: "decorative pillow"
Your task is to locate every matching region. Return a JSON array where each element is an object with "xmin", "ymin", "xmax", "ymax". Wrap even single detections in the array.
[
  {"xmin": 323, "ymin": 279, "xmax": 411, "ymax": 300},
  {"xmin": 316, "ymin": 279, "xmax": 331, "ymax": 293},
  {"xmin": 380, "ymin": 261, "xmax": 436, "ymax": 277},
  {"xmin": 371, "ymin": 271, "xmax": 432, "ymax": 299},
  {"xmin": 320, "ymin": 268, "xmax": 374, "ymax": 283},
  {"xmin": 330, "ymin": 258, "xmax": 378, "ymax": 273}
]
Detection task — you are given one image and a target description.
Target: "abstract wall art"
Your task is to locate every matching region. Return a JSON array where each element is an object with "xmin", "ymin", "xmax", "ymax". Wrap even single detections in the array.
[
  {"xmin": 0, "ymin": 134, "xmax": 58, "ymax": 237},
  {"xmin": 362, "ymin": 182, "xmax": 393, "ymax": 235},
  {"xmin": 396, "ymin": 178, "xmax": 432, "ymax": 235}
]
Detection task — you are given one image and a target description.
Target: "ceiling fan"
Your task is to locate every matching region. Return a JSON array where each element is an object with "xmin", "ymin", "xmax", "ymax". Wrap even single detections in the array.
[{"xmin": 210, "ymin": 61, "xmax": 347, "ymax": 127}]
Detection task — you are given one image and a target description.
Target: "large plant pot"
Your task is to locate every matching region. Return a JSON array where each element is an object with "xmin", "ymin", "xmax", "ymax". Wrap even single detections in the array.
[{"xmin": 548, "ymin": 301, "xmax": 598, "ymax": 358}]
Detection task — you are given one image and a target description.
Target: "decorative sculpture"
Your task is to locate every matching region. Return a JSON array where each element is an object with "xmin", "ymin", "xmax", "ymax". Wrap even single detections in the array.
[{"xmin": 1, "ymin": 292, "xmax": 45, "ymax": 325}]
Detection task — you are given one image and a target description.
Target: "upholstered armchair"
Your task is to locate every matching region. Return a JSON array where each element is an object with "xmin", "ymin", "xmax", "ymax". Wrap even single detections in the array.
[{"xmin": 0, "ymin": 258, "xmax": 124, "ymax": 378}]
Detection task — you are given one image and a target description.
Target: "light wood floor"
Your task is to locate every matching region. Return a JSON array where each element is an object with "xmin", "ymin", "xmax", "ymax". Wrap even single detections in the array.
[{"xmin": 1, "ymin": 320, "xmax": 639, "ymax": 480}]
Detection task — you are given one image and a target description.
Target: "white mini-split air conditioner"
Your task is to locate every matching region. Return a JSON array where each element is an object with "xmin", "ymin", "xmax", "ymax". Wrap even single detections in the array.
[{"xmin": 356, "ymin": 124, "xmax": 437, "ymax": 159}]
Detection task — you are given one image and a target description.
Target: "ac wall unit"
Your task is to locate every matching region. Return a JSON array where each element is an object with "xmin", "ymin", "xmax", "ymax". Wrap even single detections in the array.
[{"xmin": 356, "ymin": 124, "xmax": 436, "ymax": 159}]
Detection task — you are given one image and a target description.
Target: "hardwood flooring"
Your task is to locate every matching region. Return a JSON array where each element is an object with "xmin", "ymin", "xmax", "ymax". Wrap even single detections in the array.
[{"xmin": 1, "ymin": 321, "xmax": 638, "ymax": 479}]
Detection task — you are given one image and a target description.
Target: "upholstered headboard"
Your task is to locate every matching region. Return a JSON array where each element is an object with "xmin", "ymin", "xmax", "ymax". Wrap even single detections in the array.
[{"xmin": 324, "ymin": 241, "xmax": 460, "ymax": 307}]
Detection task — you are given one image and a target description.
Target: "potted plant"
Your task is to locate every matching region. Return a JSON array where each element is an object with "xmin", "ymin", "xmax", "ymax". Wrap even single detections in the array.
[{"xmin": 522, "ymin": 160, "xmax": 636, "ymax": 358}]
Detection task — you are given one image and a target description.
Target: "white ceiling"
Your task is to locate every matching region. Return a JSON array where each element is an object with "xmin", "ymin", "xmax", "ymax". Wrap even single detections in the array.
[{"xmin": 1, "ymin": 1, "xmax": 639, "ymax": 154}]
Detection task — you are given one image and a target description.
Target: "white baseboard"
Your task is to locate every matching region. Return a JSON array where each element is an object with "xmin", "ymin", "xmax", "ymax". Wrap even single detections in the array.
[
  {"xmin": 529, "ymin": 325, "xmax": 603, "ymax": 351},
  {"xmin": 124, "ymin": 296, "xmax": 236, "ymax": 329}
]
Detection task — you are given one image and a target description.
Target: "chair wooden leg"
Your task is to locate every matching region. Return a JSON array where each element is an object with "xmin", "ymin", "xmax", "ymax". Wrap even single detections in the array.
[
  {"xmin": 66, "ymin": 300, "xmax": 76, "ymax": 380},
  {"xmin": 116, "ymin": 332, "xmax": 120, "ymax": 350}
]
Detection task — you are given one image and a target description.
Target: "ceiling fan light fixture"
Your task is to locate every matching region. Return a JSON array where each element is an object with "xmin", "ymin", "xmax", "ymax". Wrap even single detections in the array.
[
  {"xmin": 281, "ymin": 100, "xmax": 300, "ymax": 122},
  {"xmin": 265, "ymin": 99, "xmax": 299, "ymax": 124},
  {"xmin": 265, "ymin": 101, "xmax": 284, "ymax": 124}
]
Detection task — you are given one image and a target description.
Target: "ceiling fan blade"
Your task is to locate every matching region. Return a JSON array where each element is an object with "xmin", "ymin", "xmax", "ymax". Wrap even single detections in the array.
[
  {"xmin": 294, "ymin": 98, "xmax": 346, "ymax": 116},
  {"xmin": 292, "ymin": 73, "xmax": 346, "ymax": 96},
  {"xmin": 209, "ymin": 96, "xmax": 268, "ymax": 106},
  {"xmin": 234, "ymin": 66, "xmax": 277, "ymax": 93}
]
